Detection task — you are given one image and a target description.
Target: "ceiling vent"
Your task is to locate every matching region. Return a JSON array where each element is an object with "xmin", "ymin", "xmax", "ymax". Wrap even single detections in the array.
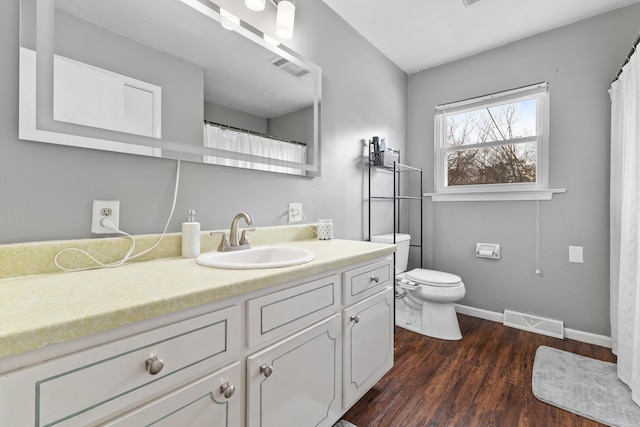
[{"xmin": 270, "ymin": 57, "xmax": 310, "ymax": 78}]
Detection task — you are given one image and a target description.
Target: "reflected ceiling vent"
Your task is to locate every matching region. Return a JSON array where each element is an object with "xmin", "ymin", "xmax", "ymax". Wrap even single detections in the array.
[
  {"xmin": 462, "ymin": 0, "xmax": 483, "ymax": 6},
  {"xmin": 270, "ymin": 57, "xmax": 310, "ymax": 78}
]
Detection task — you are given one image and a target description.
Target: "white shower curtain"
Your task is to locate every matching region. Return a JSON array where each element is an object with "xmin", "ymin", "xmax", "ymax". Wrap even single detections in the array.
[
  {"xmin": 610, "ymin": 47, "xmax": 640, "ymax": 406},
  {"xmin": 203, "ymin": 124, "xmax": 306, "ymax": 175}
]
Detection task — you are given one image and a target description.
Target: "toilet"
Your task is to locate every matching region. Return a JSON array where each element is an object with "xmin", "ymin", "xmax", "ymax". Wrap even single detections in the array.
[{"xmin": 371, "ymin": 233, "xmax": 466, "ymax": 340}]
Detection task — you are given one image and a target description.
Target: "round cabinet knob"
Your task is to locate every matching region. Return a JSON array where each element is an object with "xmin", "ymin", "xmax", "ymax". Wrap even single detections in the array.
[
  {"xmin": 145, "ymin": 356, "xmax": 164, "ymax": 375},
  {"xmin": 350, "ymin": 315, "xmax": 360, "ymax": 323},
  {"xmin": 220, "ymin": 382, "xmax": 236, "ymax": 399},
  {"xmin": 370, "ymin": 275, "xmax": 380, "ymax": 283},
  {"xmin": 260, "ymin": 363, "xmax": 274, "ymax": 378}
]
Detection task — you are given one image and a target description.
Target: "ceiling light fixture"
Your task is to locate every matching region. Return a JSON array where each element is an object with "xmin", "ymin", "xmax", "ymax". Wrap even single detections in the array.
[
  {"xmin": 263, "ymin": 34, "xmax": 281, "ymax": 47},
  {"xmin": 220, "ymin": 8, "xmax": 240, "ymax": 30},
  {"xmin": 245, "ymin": 0, "xmax": 266, "ymax": 12},
  {"xmin": 271, "ymin": 0, "xmax": 295, "ymax": 39},
  {"xmin": 462, "ymin": 0, "xmax": 483, "ymax": 7}
]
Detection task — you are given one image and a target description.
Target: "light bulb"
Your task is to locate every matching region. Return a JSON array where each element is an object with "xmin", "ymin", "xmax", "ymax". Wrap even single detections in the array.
[
  {"xmin": 275, "ymin": 0, "xmax": 295, "ymax": 39},
  {"xmin": 245, "ymin": 0, "xmax": 265, "ymax": 12}
]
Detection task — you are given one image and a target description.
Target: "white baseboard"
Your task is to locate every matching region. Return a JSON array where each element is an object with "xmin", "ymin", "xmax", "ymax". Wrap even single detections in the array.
[
  {"xmin": 564, "ymin": 328, "xmax": 612, "ymax": 348},
  {"xmin": 455, "ymin": 304, "xmax": 504, "ymax": 323},
  {"xmin": 454, "ymin": 304, "xmax": 612, "ymax": 348}
]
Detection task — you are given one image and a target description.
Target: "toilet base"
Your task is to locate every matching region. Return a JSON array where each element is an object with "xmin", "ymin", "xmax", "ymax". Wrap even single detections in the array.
[{"xmin": 395, "ymin": 297, "xmax": 462, "ymax": 340}]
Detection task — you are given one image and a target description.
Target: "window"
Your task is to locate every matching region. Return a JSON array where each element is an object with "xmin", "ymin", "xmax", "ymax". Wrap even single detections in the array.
[{"xmin": 433, "ymin": 83, "xmax": 554, "ymax": 200}]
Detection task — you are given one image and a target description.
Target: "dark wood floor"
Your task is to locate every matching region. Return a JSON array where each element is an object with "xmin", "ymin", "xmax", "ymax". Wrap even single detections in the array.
[{"xmin": 343, "ymin": 314, "xmax": 616, "ymax": 427}]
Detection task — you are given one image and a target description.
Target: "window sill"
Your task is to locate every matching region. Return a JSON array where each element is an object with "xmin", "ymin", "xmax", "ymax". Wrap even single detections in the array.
[{"xmin": 424, "ymin": 188, "xmax": 566, "ymax": 202}]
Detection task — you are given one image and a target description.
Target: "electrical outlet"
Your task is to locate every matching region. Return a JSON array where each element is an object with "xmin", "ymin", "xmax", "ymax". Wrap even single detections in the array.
[
  {"xmin": 288, "ymin": 203, "xmax": 302, "ymax": 223},
  {"xmin": 91, "ymin": 200, "xmax": 120, "ymax": 234}
]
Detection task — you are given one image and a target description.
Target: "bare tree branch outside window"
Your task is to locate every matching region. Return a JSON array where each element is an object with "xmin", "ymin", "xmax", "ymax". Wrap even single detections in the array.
[{"xmin": 445, "ymin": 99, "xmax": 537, "ymax": 186}]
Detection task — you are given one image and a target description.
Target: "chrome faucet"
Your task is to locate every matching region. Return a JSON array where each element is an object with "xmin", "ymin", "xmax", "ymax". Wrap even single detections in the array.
[{"xmin": 212, "ymin": 212, "xmax": 254, "ymax": 252}]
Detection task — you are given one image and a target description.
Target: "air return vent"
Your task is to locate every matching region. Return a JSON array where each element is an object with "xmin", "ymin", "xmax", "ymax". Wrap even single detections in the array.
[
  {"xmin": 503, "ymin": 310, "xmax": 564, "ymax": 339},
  {"xmin": 270, "ymin": 57, "xmax": 310, "ymax": 78}
]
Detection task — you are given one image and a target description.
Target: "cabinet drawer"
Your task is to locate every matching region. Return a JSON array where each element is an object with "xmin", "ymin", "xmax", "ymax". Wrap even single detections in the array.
[
  {"xmin": 247, "ymin": 274, "xmax": 339, "ymax": 347},
  {"xmin": 30, "ymin": 306, "xmax": 240, "ymax": 427},
  {"xmin": 343, "ymin": 258, "xmax": 392, "ymax": 305},
  {"xmin": 105, "ymin": 362, "xmax": 241, "ymax": 427}
]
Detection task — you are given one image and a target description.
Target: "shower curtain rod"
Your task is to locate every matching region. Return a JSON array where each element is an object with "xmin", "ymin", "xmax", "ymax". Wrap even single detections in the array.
[
  {"xmin": 203, "ymin": 120, "xmax": 307, "ymax": 146},
  {"xmin": 612, "ymin": 30, "xmax": 640, "ymax": 83}
]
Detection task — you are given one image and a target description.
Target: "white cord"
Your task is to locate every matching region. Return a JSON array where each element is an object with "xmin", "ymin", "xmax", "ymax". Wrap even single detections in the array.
[
  {"xmin": 300, "ymin": 209, "xmax": 317, "ymax": 236},
  {"xmin": 125, "ymin": 159, "xmax": 181, "ymax": 261},
  {"xmin": 55, "ymin": 160, "xmax": 182, "ymax": 272},
  {"xmin": 535, "ymin": 199, "xmax": 541, "ymax": 275}
]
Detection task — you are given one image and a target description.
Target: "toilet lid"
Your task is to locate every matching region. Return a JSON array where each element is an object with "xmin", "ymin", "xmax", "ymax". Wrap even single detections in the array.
[{"xmin": 405, "ymin": 268, "xmax": 462, "ymax": 287}]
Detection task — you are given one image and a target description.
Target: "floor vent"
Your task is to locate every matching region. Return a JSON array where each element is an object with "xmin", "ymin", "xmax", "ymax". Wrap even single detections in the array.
[{"xmin": 503, "ymin": 310, "xmax": 564, "ymax": 339}]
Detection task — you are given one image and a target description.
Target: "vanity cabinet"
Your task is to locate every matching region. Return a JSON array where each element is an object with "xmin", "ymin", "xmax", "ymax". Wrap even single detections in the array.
[
  {"xmin": 246, "ymin": 314, "xmax": 341, "ymax": 427},
  {"xmin": 0, "ymin": 305, "xmax": 241, "ymax": 427},
  {"xmin": 0, "ymin": 255, "xmax": 394, "ymax": 427},
  {"xmin": 343, "ymin": 288, "xmax": 394, "ymax": 408}
]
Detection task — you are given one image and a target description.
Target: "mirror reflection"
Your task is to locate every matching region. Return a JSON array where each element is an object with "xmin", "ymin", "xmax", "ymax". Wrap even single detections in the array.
[{"xmin": 19, "ymin": 0, "xmax": 321, "ymax": 176}]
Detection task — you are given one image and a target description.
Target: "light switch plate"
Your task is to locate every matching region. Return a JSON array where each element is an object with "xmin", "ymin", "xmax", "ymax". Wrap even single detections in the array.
[{"xmin": 569, "ymin": 246, "xmax": 583, "ymax": 263}]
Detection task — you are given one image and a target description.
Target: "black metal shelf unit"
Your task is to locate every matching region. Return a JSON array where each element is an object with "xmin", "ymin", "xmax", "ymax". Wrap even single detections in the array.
[{"xmin": 367, "ymin": 142, "xmax": 423, "ymax": 268}]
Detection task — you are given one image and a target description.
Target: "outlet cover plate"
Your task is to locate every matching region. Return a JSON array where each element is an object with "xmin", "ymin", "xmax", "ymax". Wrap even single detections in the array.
[
  {"xmin": 91, "ymin": 200, "xmax": 120, "ymax": 234},
  {"xmin": 288, "ymin": 203, "xmax": 302, "ymax": 223}
]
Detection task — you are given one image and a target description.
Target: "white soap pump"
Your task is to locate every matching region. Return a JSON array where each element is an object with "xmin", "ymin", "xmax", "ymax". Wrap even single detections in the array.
[{"xmin": 181, "ymin": 209, "xmax": 200, "ymax": 258}]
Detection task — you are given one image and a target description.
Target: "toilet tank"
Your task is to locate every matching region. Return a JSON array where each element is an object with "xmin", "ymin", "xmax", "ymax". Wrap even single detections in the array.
[{"xmin": 370, "ymin": 233, "xmax": 411, "ymax": 274}]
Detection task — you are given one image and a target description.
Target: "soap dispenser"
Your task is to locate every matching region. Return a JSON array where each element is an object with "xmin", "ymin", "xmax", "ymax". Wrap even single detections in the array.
[{"xmin": 182, "ymin": 209, "xmax": 200, "ymax": 258}]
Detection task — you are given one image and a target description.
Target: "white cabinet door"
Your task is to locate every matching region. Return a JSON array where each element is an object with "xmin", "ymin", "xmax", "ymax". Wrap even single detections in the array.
[
  {"xmin": 343, "ymin": 287, "xmax": 394, "ymax": 408},
  {"xmin": 247, "ymin": 315, "xmax": 341, "ymax": 427},
  {"xmin": 105, "ymin": 362, "xmax": 241, "ymax": 427}
]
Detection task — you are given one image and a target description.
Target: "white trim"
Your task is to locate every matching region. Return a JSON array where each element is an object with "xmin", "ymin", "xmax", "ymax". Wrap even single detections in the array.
[
  {"xmin": 445, "ymin": 135, "xmax": 538, "ymax": 153},
  {"xmin": 564, "ymin": 328, "xmax": 612, "ymax": 348},
  {"xmin": 454, "ymin": 304, "xmax": 612, "ymax": 348},
  {"xmin": 426, "ymin": 188, "xmax": 565, "ymax": 202},
  {"xmin": 455, "ymin": 304, "xmax": 504, "ymax": 322},
  {"xmin": 434, "ymin": 83, "xmax": 549, "ymax": 195},
  {"xmin": 436, "ymin": 82, "xmax": 549, "ymax": 112}
]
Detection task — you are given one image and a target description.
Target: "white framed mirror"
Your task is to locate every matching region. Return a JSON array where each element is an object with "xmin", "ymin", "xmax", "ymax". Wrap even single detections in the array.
[{"xmin": 19, "ymin": 0, "xmax": 322, "ymax": 176}]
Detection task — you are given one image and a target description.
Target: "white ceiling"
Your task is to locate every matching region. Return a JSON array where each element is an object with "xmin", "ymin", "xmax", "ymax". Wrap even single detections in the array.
[{"xmin": 321, "ymin": 0, "xmax": 640, "ymax": 74}]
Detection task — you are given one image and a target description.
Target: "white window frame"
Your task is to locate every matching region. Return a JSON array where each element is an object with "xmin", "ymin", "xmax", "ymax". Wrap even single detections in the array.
[{"xmin": 429, "ymin": 82, "xmax": 564, "ymax": 201}]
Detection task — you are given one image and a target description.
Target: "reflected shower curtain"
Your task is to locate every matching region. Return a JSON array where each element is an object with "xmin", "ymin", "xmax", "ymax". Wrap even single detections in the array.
[
  {"xmin": 610, "ymin": 47, "xmax": 640, "ymax": 406},
  {"xmin": 203, "ymin": 125, "xmax": 306, "ymax": 175}
]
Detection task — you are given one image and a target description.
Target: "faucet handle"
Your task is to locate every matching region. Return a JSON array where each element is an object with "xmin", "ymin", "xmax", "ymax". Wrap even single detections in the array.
[
  {"xmin": 210, "ymin": 231, "xmax": 231, "ymax": 251},
  {"xmin": 240, "ymin": 228, "xmax": 255, "ymax": 246}
]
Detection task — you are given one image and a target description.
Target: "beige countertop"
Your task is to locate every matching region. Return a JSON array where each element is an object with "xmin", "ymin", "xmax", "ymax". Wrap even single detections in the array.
[{"xmin": 0, "ymin": 238, "xmax": 395, "ymax": 360}]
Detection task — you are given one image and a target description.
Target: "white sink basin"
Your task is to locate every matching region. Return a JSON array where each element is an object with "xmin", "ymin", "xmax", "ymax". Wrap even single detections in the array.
[{"xmin": 195, "ymin": 246, "xmax": 315, "ymax": 269}]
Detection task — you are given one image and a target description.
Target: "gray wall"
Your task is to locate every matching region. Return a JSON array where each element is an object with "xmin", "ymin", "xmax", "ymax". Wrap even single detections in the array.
[
  {"xmin": 407, "ymin": 3, "xmax": 640, "ymax": 335},
  {"xmin": 0, "ymin": 0, "xmax": 407, "ymax": 244},
  {"xmin": 204, "ymin": 102, "xmax": 269, "ymax": 134}
]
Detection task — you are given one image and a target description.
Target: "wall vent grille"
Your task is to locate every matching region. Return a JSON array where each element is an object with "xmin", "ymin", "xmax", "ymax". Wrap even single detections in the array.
[
  {"xmin": 503, "ymin": 309, "xmax": 564, "ymax": 339},
  {"xmin": 270, "ymin": 57, "xmax": 310, "ymax": 78}
]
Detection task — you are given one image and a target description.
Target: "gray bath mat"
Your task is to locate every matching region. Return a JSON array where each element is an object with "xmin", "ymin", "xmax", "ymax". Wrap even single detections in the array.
[
  {"xmin": 332, "ymin": 421, "xmax": 357, "ymax": 427},
  {"xmin": 532, "ymin": 346, "xmax": 640, "ymax": 426}
]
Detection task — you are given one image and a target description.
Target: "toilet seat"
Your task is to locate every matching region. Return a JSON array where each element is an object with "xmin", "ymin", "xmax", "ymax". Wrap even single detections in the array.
[{"xmin": 405, "ymin": 268, "xmax": 462, "ymax": 287}]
